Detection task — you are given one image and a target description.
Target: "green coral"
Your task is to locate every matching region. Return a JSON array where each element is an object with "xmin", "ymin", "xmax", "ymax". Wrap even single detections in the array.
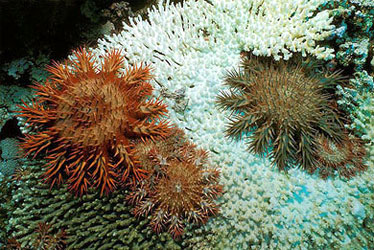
[
  {"xmin": 0, "ymin": 85, "xmax": 33, "ymax": 134},
  {"xmin": 0, "ymin": 175, "xmax": 14, "ymax": 247},
  {"xmin": 336, "ymin": 37, "xmax": 371, "ymax": 69},
  {"xmin": 0, "ymin": 138, "xmax": 23, "ymax": 178},
  {"xmin": 0, "ymin": 160, "xmax": 19, "ymax": 177},
  {"xmin": 8, "ymin": 162, "xmax": 182, "ymax": 249},
  {"xmin": 322, "ymin": 0, "xmax": 374, "ymax": 70},
  {"xmin": 337, "ymin": 71, "xmax": 374, "ymax": 138},
  {"xmin": 0, "ymin": 138, "xmax": 21, "ymax": 160},
  {"xmin": 337, "ymin": 71, "xmax": 374, "ymax": 168},
  {"xmin": 1, "ymin": 53, "xmax": 51, "ymax": 83}
]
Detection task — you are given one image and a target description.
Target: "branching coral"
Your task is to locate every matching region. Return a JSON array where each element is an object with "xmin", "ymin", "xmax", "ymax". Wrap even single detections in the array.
[
  {"xmin": 216, "ymin": 55, "xmax": 367, "ymax": 178},
  {"xmin": 321, "ymin": 0, "xmax": 374, "ymax": 70},
  {"xmin": 17, "ymin": 48, "xmax": 171, "ymax": 196},
  {"xmin": 127, "ymin": 128, "xmax": 223, "ymax": 238},
  {"xmin": 8, "ymin": 161, "xmax": 181, "ymax": 249}
]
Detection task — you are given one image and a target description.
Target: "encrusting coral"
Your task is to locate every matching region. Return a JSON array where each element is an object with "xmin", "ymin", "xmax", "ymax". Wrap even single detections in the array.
[
  {"xmin": 16, "ymin": 48, "xmax": 171, "ymax": 196},
  {"xmin": 216, "ymin": 54, "xmax": 368, "ymax": 178},
  {"xmin": 127, "ymin": 128, "xmax": 223, "ymax": 238}
]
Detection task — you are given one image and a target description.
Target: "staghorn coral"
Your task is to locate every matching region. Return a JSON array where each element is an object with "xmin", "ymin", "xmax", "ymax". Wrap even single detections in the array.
[
  {"xmin": 17, "ymin": 48, "xmax": 171, "ymax": 196},
  {"xmin": 8, "ymin": 161, "xmax": 181, "ymax": 249},
  {"xmin": 96, "ymin": 0, "xmax": 336, "ymax": 68},
  {"xmin": 127, "ymin": 128, "xmax": 223, "ymax": 238},
  {"xmin": 0, "ymin": 175, "xmax": 13, "ymax": 247},
  {"xmin": 216, "ymin": 54, "xmax": 367, "ymax": 177}
]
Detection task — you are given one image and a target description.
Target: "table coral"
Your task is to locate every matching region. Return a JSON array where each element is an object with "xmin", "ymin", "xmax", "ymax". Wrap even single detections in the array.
[{"xmin": 17, "ymin": 48, "xmax": 171, "ymax": 196}]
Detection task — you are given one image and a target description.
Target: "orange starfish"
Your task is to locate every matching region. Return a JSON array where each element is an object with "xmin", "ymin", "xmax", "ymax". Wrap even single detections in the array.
[{"xmin": 17, "ymin": 48, "xmax": 171, "ymax": 196}]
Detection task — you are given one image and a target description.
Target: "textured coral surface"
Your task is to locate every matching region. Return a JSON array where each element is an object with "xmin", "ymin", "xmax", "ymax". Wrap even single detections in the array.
[
  {"xmin": 4, "ymin": 0, "xmax": 374, "ymax": 249},
  {"xmin": 96, "ymin": 0, "xmax": 374, "ymax": 248},
  {"xmin": 7, "ymin": 162, "xmax": 181, "ymax": 249}
]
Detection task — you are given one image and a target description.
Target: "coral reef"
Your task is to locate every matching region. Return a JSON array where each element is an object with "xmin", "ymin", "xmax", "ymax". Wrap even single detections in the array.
[
  {"xmin": 0, "ymin": 138, "xmax": 23, "ymax": 178},
  {"xmin": 0, "ymin": 175, "xmax": 13, "ymax": 247},
  {"xmin": 17, "ymin": 48, "xmax": 171, "ymax": 196},
  {"xmin": 93, "ymin": 0, "xmax": 374, "ymax": 248},
  {"xmin": 1, "ymin": 0, "xmax": 373, "ymax": 249},
  {"xmin": 7, "ymin": 161, "xmax": 181, "ymax": 249},
  {"xmin": 127, "ymin": 128, "xmax": 222, "ymax": 238},
  {"xmin": 323, "ymin": 0, "xmax": 374, "ymax": 70},
  {"xmin": 0, "ymin": 85, "xmax": 33, "ymax": 135}
]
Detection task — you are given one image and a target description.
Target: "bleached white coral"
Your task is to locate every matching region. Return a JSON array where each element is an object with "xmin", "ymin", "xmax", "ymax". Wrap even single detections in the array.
[
  {"xmin": 97, "ymin": 0, "xmax": 335, "ymax": 66},
  {"xmin": 198, "ymin": 0, "xmax": 335, "ymax": 60},
  {"xmin": 94, "ymin": 0, "xmax": 373, "ymax": 248}
]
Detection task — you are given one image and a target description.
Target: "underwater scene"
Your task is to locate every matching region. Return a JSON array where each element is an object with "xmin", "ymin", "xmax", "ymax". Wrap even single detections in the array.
[{"xmin": 0, "ymin": 0, "xmax": 374, "ymax": 249}]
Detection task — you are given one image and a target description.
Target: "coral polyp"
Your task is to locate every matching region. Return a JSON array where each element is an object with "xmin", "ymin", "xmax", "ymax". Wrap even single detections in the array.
[
  {"xmin": 127, "ymin": 128, "xmax": 223, "ymax": 238},
  {"xmin": 17, "ymin": 48, "xmax": 171, "ymax": 196},
  {"xmin": 216, "ymin": 55, "xmax": 366, "ymax": 177}
]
